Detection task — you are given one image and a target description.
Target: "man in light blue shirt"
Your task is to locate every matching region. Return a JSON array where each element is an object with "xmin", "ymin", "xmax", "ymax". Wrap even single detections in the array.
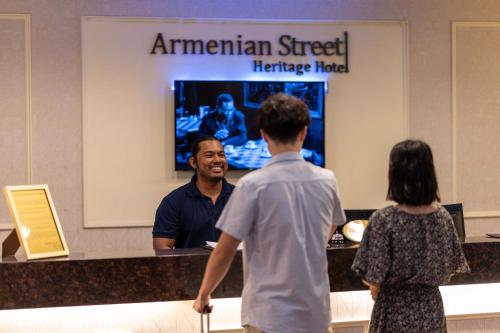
[{"xmin": 193, "ymin": 93, "xmax": 346, "ymax": 333}]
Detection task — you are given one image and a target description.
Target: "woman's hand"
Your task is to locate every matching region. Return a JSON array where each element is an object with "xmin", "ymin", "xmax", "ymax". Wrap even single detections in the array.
[
  {"xmin": 369, "ymin": 284, "xmax": 380, "ymax": 301},
  {"xmin": 362, "ymin": 279, "xmax": 380, "ymax": 301}
]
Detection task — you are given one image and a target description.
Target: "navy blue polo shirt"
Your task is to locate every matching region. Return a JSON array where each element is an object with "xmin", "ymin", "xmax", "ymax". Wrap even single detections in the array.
[{"xmin": 153, "ymin": 176, "xmax": 235, "ymax": 248}]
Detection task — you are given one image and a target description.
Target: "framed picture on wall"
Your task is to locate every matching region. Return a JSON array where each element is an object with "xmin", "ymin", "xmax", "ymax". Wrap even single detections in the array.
[{"xmin": 2, "ymin": 184, "xmax": 69, "ymax": 259}]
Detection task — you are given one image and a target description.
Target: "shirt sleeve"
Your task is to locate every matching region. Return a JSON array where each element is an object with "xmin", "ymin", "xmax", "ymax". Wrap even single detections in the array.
[
  {"xmin": 332, "ymin": 179, "xmax": 346, "ymax": 226},
  {"xmin": 216, "ymin": 180, "xmax": 256, "ymax": 241},
  {"xmin": 333, "ymin": 193, "xmax": 346, "ymax": 225},
  {"xmin": 223, "ymin": 111, "xmax": 247, "ymax": 146},
  {"xmin": 198, "ymin": 115, "xmax": 211, "ymax": 136},
  {"xmin": 152, "ymin": 195, "xmax": 181, "ymax": 239},
  {"xmin": 351, "ymin": 211, "xmax": 391, "ymax": 285}
]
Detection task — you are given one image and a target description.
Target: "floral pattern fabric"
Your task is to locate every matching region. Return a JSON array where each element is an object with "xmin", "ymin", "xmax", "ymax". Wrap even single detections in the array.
[{"xmin": 352, "ymin": 205, "xmax": 470, "ymax": 333}]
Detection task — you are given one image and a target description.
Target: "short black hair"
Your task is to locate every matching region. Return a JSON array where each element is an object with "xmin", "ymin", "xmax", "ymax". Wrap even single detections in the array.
[
  {"xmin": 256, "ymin": 93, "xmax": 310, "ymax": 144},
  {"xmin": 387, "ymin": 139, "xmax": 441, "ymax": 205},
  {"xmin": 216, "ymin": 93, "xmax": 234, "ymax": 108},
  {"xmin": 190, "ymin": 135, "xmax": 220, "ymax": 164}
]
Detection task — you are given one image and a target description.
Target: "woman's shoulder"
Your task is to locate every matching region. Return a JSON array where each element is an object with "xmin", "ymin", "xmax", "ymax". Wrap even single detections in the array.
[
  {"xmin": 433, "ymin": 205, "xmax": 455, "ymax": 225},
  {"xmin": 371, "ymin": 205, "xmax": 399, "ymax": 219},
  {"xmin": 371, "ymin": 204, "xmax": 453, "ymax": 227},
  {"xmin": 436, "ymin": 205, "xmax": 452, "ymax": 216},
  {"xmin": 368, "ymin": 206, "xmax": 399, "ymax": 229}
]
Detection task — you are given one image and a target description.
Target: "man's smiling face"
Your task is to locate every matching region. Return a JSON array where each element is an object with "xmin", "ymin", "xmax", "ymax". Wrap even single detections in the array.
[{"xmin": 190, "ymin": 140, "xmax": 228, "ymax": 181}]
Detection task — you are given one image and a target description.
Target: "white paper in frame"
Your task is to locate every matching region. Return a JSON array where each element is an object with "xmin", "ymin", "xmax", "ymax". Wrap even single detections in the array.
[{"xmin": 2, "ymin": 184, "xmax": 69, "ymax": 259}]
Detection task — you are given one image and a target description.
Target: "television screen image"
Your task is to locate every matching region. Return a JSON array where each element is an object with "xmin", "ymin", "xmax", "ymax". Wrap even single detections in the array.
[{"xmin": 174, "ymin": 80, "xmax": 325, "ymax": 170}]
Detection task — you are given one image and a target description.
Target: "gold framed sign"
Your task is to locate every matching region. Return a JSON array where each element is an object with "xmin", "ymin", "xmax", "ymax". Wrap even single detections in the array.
[{"xmin": 2, "ymin": 185, "xmax": 69, "ymax": 259}]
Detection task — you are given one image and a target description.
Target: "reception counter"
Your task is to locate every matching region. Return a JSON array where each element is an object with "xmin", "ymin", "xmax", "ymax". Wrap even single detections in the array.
[{"xmin": 0, "ymin": 237, "xmax": 499, "ymax": 310}]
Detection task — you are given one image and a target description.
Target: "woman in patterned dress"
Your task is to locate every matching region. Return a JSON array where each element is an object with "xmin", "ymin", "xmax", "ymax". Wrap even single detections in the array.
[{"xmin": 352, "ymin": 140, "xmax": 470, "ymax": 333}]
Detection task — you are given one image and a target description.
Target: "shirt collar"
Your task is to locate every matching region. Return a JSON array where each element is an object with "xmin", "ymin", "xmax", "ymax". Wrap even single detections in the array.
[
  {"xmin": 264, "ymin": 151, "xmax": 303, "ymax": 168},
  {"xmin": 186, "ymin": 175, "xmax": 202, "ymax": 197},
  {"xmin": 186, "ymin": 175, "xmax": 231, "ymax": 197},
  {"xmin": 221, "ymin": 178, "xmax": 233, "ymax": 195}
]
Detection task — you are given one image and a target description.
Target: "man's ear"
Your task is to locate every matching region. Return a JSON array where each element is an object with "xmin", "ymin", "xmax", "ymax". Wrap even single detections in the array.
[
  {"xmin": 260, "ymin": 129, "xmax": 269, "ymax": 143},
  {"xmin": 189, "ymin": 156, "xmax": 197, "ymax": 170},
  {"xmin": 298, "ymin": 126, "xmax": 308, "ymax": 142}
]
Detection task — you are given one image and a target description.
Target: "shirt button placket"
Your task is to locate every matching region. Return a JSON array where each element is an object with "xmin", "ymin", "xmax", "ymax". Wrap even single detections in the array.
[{"xmin": 206, "ymin": 198, "xmax": 215, "ymax": 217}]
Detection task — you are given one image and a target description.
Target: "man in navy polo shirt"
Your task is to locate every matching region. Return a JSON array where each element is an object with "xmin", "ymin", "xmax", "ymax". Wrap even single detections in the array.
[{"xmin": 153, "ymin": 135, "xmax": 234, "ymax": 249}]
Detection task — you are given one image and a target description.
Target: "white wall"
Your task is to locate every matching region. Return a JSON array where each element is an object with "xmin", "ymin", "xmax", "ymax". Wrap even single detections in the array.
[{"xmin": 81, "ymin": 18, "xmax": 408, "ymax": 227}]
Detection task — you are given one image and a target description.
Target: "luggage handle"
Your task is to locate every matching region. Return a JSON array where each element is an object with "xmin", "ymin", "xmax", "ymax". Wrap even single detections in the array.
[
  {"xmin": 200, "ymin": 312, "xmax": 210, "ymax": 333},
  {"xmin": 200, "ymin": 305, "xmax": 212, "ymax": 333}
]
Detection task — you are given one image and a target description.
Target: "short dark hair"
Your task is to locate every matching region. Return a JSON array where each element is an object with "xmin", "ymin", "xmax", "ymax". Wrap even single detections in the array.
[
  {"xmin": 190, "ymin": 135, "xmax": 220, "ymax": 164},
  {"xmin": 256, "ymin": 93, "xmax": 310, "ymax": 144},
  {"xmin": 387, "ymin": 139, "xmax": 441, "ymax": 205},
  {"xmin": 216, "ymin": 93, "xmax": 234, "ymax": 108}
]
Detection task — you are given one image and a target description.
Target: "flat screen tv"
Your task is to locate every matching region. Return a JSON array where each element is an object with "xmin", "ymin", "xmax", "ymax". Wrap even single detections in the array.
[
  {"xmin": 442, "ymin": 203, "xmax": 466, "ymax": 242},
  {"xmin": 174, "ymin": 80, "xmax": 325, "ymax": 170}
]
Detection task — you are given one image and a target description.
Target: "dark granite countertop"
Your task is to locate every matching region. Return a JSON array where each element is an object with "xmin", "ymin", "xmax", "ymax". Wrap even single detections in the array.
[{"xmin": 0, "ymin": 237, "xmax": 498, "ymax": 310}]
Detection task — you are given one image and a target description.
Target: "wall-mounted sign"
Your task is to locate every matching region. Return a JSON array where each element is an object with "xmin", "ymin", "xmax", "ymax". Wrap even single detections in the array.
[
  {"xmin": 150, "ymin": 32, "xmax": 349, "ymax": 75},
  {"xmin": 3, "ymin": 184, "xmax": 69, "ymax": 259}
]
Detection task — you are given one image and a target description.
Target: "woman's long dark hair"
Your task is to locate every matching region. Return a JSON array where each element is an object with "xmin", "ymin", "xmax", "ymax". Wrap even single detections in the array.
[{"xmin": 387, "ymin": 139, "xmax": 440, "ymax": 205}]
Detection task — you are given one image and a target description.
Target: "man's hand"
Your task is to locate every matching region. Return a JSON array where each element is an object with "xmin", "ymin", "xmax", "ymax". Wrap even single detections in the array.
[
  {"xmin": 153, "ymin": 237, "xmax": 175, "ymax": 250},
  {"xmin": 193, "ymin": 294, "xmax": 212, "ymax": 314},
  {"xmin": 214, "ymin": 129, "xmax": 229, "ymax": 140},
  {"xmin": 192, "ymin": 233, "xmax": 240, "ymax": 315}
]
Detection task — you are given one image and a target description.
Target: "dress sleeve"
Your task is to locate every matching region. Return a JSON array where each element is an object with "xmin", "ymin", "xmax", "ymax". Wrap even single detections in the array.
[
  {"xmin": 351, "ymin": 211, "xmax": 391, "ymax": 285},
  {"xmin": 446, "ymin": 217, "xmax": 471, "ymax": 277}
]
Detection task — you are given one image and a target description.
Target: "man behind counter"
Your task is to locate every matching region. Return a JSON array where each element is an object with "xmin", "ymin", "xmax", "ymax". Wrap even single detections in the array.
[{"xmin": 153, "ymin": 136, "xmax": 234, "ymax": 249}]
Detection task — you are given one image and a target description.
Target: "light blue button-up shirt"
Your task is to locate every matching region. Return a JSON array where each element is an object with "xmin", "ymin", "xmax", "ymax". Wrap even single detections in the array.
[{"xmin": 217, "ymin": 152, "xmax": 346, "ymax": 333}]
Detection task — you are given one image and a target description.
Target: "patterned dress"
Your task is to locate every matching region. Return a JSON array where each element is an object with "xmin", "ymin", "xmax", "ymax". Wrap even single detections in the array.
[{"xmin": 351, "ymin": 205, "xmax": 470, "ymax": 333}]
